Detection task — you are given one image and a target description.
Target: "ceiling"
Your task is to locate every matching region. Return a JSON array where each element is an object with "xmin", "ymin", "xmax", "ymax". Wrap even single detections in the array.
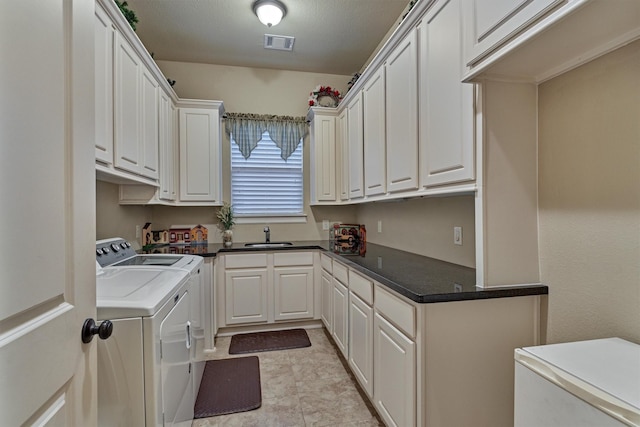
[{"xmin": 124, "ymin": 0, "xmax": 413, "ymax": 76}]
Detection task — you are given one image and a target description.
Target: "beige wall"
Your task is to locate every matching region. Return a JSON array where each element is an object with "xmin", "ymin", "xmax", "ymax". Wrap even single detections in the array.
[
  {"xmin": 355, "ymin": 196, "xmax": 476, "ymax": 268},
  {"xmin": 156, "ymin": 60, "xmax": 350, "ymax": 116},
  {"xmin": 96, "ymin": 181, "xmax": 151, "ymax": 244},
  {"xmin": 538, "ymin": 40, "xmax": 640, "ymax": 344}
]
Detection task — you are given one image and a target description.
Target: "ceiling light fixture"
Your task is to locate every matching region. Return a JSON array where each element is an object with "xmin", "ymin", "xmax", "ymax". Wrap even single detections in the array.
[{"xmin": 253, "ymin": 0, "xmax": 287, "ymax": 27}]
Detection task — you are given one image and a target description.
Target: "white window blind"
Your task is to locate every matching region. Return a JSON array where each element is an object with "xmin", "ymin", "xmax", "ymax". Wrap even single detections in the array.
[{"xmin": 231, "ymin": 132, "xmax": 303, "ymax": 215}]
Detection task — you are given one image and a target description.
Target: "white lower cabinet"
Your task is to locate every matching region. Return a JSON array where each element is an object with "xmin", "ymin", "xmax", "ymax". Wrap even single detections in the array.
[
  {"xmin": 332, "ymin": 277, "xmax": 349, "ymax": 359},
  {"xmin": 320, "ymin": 269, "xmax": 333, "ymax": 331},
  {"xmin": 348, "ymin": 291, "xmax": 374, "ymax": 397},
  {"xmin": 225, "ymin": 268, "xmax": 269, "ymax": 325},
  {"xmin": 220, "ymin": 252, "xmax": 316, "ymax": 328},
  {"xmin": 273, "ymin": 266, "xmax": 314, "ymax": 321},
  {"xmin": 374, "ymin": 312, "xmax": 416, "ymax": 427}
]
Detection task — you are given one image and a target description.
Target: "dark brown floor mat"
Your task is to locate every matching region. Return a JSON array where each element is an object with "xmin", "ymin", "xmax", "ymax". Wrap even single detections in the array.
[
  {"xmin": 228, "ymin": 328, "xmax": 311, "ymax": 354},
  {"xmin": 193, "ymin": 356, "xmax": 261, "ymax": 418}
]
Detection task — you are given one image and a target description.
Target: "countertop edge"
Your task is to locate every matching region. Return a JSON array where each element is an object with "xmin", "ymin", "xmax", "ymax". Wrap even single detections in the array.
[{"xmin": 148, "ymin": 242, "xmax": 549, "ymax": 304}]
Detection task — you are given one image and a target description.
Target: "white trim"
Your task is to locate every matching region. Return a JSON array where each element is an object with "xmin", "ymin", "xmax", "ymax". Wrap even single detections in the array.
[{"xmin": 235, "ymin": 214, "xmax": 308, "ymax": 224}]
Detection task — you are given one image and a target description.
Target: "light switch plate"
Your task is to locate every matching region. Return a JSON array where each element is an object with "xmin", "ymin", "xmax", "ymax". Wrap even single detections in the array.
[
  {"xmin": 322, "ymin": 220, "xmax": 330, "ymax": 230},
  {"xmin": 454, "ymin": 226, "xmax": 462, "ymax": 245}
]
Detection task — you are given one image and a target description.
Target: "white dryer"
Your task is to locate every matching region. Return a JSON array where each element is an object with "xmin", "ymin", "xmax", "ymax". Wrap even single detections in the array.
[
  {"xmin": 96, "ymin": 239, "xmax": 201, "ymax": 427},
  {"xmin": 97, "ymin": 238, "xmax": 208, "ymax": 402}
]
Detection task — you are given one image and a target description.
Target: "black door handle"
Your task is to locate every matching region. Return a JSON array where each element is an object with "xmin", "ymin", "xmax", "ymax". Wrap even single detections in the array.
[{"xmin": 81, "ymin": 318, "xmax": 113, "ymax": 343}]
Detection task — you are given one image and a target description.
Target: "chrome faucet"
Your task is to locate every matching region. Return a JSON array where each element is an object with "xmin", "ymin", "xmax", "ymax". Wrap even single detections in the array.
[{"xmin": 264, "ymin": 226, "xmax": 270, "ymax": 243}]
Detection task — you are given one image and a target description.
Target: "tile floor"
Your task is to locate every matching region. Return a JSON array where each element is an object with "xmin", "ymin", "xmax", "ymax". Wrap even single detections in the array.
[{"xmin": 192, "ymin": 328, "xmax": 384, "ymax": 427}]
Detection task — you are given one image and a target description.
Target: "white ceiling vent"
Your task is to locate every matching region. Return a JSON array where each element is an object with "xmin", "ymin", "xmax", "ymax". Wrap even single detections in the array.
[{"xmin": 264, "ymin": 34, "xmax": 295, "ymax": 51}]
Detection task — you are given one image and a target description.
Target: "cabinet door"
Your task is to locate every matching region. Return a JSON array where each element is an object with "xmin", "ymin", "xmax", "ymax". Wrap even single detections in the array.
[
  {"xmin": 374, "ymin": 312, "xmax": 416, "ymax": 427},
  {"xmin": 158, "ymin": 91, "xmax": 176, "ymax": 201},
  {"xmin": 225, "ymin": 268, "xmax": 268, "ymax": 325},
  {"xmin": 386, "ymin": 30, "xmax": 419, "ymax": 193},
  {"xmin": 419, "ymin": 0, "xmax": 474, "ymax": 188},
  {"xmin": 310, "ymin": 111, "xmax": 337, "ymax": 202},
  {"xmin": 349, "ymin": 291, "xmax": 374, "ymax": 397},
  {"xmin": 332, "ymin": 277, "xmax": 349, "ymax": 358},
  {"xmin": 463, "ymin": 0, "xmax": 563, "ymax": 66},
  {"xmin": 337, "ymin": 109, "xmax": 349, "ymax": 201},
  {"xmin": 179, "ymin": 107, "xmax": 222, "ymax": 203},
  {"xmin": 114, "ymin": 32, "xmax": 141, "ymax": 175},
  {"xmin": 347, "ymin": 92, "xmax": 364, "ymax": 199},
  {"xmin": 94, "ymin": 4, "xmax": 114, "ymax": 165},
  {"xmin": 140, "ymin": 67, "xmax": 159, "ymax": 179},
  {"xmin": 273, "ymin": 266, "xmax": 314, "ymax": 321},
  {"xmin": 363, "ymin": 67, "xmax": 386, "ymax": 196},
  {"xmin": 321, "ymin": 269, "xmax": 333, "ymax": 331}
]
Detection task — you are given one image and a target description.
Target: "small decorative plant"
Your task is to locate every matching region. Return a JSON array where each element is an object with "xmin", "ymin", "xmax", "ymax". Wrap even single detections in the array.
[
  {"xmin": 115, "ymin": 0, "xmax": 139, "ymax": 31},
  {"xmin": 216, "ymin": 202, "xmax": 235, "ymax": 231}
]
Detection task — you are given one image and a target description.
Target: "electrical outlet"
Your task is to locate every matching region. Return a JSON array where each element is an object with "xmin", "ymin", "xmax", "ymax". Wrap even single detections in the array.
[
  {"xmin": 136, "ymin": 225, "xmax": 141, "ymax": 239},
  {"xmin": 454, "ymin": 226, "xmax": 462, "ymax": 245},
  {"xmin": 322, "ymin": 220, "xmax": 330, "ymax": 231},
  {"xmin": 377, "ymin": 220, "xmax": 382, "ymax": 233}
]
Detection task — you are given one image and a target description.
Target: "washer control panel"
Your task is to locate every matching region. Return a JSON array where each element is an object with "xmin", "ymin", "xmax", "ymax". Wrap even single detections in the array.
[{"xmin": 96, "ymin": 238, "xmax": 135, "ymax": 267}]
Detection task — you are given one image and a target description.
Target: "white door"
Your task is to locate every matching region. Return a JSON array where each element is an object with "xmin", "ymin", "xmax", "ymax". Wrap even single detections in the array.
[
  {"xmin": 225, "ymin": 269, "xmax": 269, "ymax": 325},
  {"xmin": 386, "ymin": 29, "xmax": 419, "ymax": 193},
  {"xmin": 273, "ymin": 266, "xmax": 314, "ymax": 321},
  {"xmin": 0, "ymin": 0, "xmax": 97, "ymax": 425},
  {"xmin": 320, "ymin": 269, "xmax": 333, "ymax": 331},
  {"xmin": 332, "ymin": 278, "xmax": 349, "ymax": 358},
  {"xmin": 348, "ymin": 292, "xmax": 374, "ymax": 397},
  {"xmin": 347, "ymin": 93, "xmax": 364, "ymax": 199},
  {"xmin": 362, "ymin": 67, "xmax": 387, "ymax": 196}
]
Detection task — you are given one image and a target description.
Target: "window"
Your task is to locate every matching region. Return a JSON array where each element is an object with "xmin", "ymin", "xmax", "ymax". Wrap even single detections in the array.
[{"xmin": 231, "ymin": 131, "xmax": 303, "ymax": 217}]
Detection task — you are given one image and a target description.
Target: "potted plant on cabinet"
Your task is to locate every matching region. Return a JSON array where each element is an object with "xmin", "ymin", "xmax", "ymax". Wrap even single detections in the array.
[{"xmin": 217, "ymin": 202, "xmax": 235, "ymax": 247}]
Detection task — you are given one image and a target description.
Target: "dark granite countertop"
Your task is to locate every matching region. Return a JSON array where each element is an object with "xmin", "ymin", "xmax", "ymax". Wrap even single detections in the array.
[{"xmin": 144, "ymin": 241, "xmax": 548, "ymax": 304}]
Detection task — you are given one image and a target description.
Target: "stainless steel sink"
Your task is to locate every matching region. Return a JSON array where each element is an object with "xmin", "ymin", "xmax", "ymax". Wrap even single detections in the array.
[{"xmin": 244, "ymin": 242, "xmax": 293, "ymax": 248}]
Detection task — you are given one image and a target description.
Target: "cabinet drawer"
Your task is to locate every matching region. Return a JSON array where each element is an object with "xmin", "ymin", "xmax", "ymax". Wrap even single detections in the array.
[
  {"xmin": 333, "ymin": 261, "xmax": 349, "ymax": 285},
  {"xmin": 274, "ymin": 252, "xmax": 313, "ymax": 267},
  {"xmin": 225, "ymin": 253, "xmax": 268, "ymax": 269},
  {"xmin": 349, "ymin": 271, "xmax": 373, "ymax": 306},
  {"xmin": 320, "ymin": 253, "xmax": 333, "ymax": 273},
  {"xmin": 375, "ymin": 286, "xmax": 415, "ymax": 338}
]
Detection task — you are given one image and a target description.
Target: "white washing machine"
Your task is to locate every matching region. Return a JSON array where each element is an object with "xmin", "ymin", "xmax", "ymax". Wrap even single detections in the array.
[{"xmin": 96, "ymin": 239, "xmax": 203, "ymax": 427}]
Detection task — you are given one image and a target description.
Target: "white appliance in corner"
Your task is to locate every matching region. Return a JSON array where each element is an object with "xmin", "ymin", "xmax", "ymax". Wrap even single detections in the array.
[{"xmin": 514, "ymin": 338, "xmax": 640, "ymax": 427}]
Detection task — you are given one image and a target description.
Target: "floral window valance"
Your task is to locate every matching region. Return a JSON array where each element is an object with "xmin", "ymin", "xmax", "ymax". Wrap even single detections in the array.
[{"xmin": 224, "ymin": 113, "xmax": 308, "ymax": 160}]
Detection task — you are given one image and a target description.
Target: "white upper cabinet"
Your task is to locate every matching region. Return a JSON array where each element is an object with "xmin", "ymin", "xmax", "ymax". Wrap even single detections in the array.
[
  {"xmin": 94, "ymin": 4, "xmax": 114, "ymax": 165},
  {"xmin": 463, "ymin": 0, "xmax": 563, "ymax": 67},
  {"xmin": 113, "ymin": 31, "xmax": 160, "ymax": 181},
  {"xmin": 113, "ymin": 32, "xmax": 142, "ymax": 175},
  {"xmin": 308, "ymin": 108, "xmax": 338, "ymax": 203},
  {"xmin": 158, "ymin": 90, "xmax": 177, "ymax": 201},
  {"xmin": 347, "ymin": 92, "xmax": 364, "ymax": 199},
  {"xmin": 337, "ymin": 109, "xmax": 349, "ymax": 201},
  {"xmin": 461, "ymin": 0, "xmax": 640, "ymax": 82},
  {"xmin": 385, "ymin": 29, "xmax": 419, "ymax": 194},
  {"xmin": 178, "ymin": 102, "xmax": 224, "ymax": 204},
  {"xmin": 140, "ymin": 68, "xmax": 159, "ymax": 179},
  {"xmin": 363, "ymin": 67, "xmax": 387, "ymax": 197},
  {"xmin": 419, "ymin": 0, "xmax": 475, "ymax": 188}
]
